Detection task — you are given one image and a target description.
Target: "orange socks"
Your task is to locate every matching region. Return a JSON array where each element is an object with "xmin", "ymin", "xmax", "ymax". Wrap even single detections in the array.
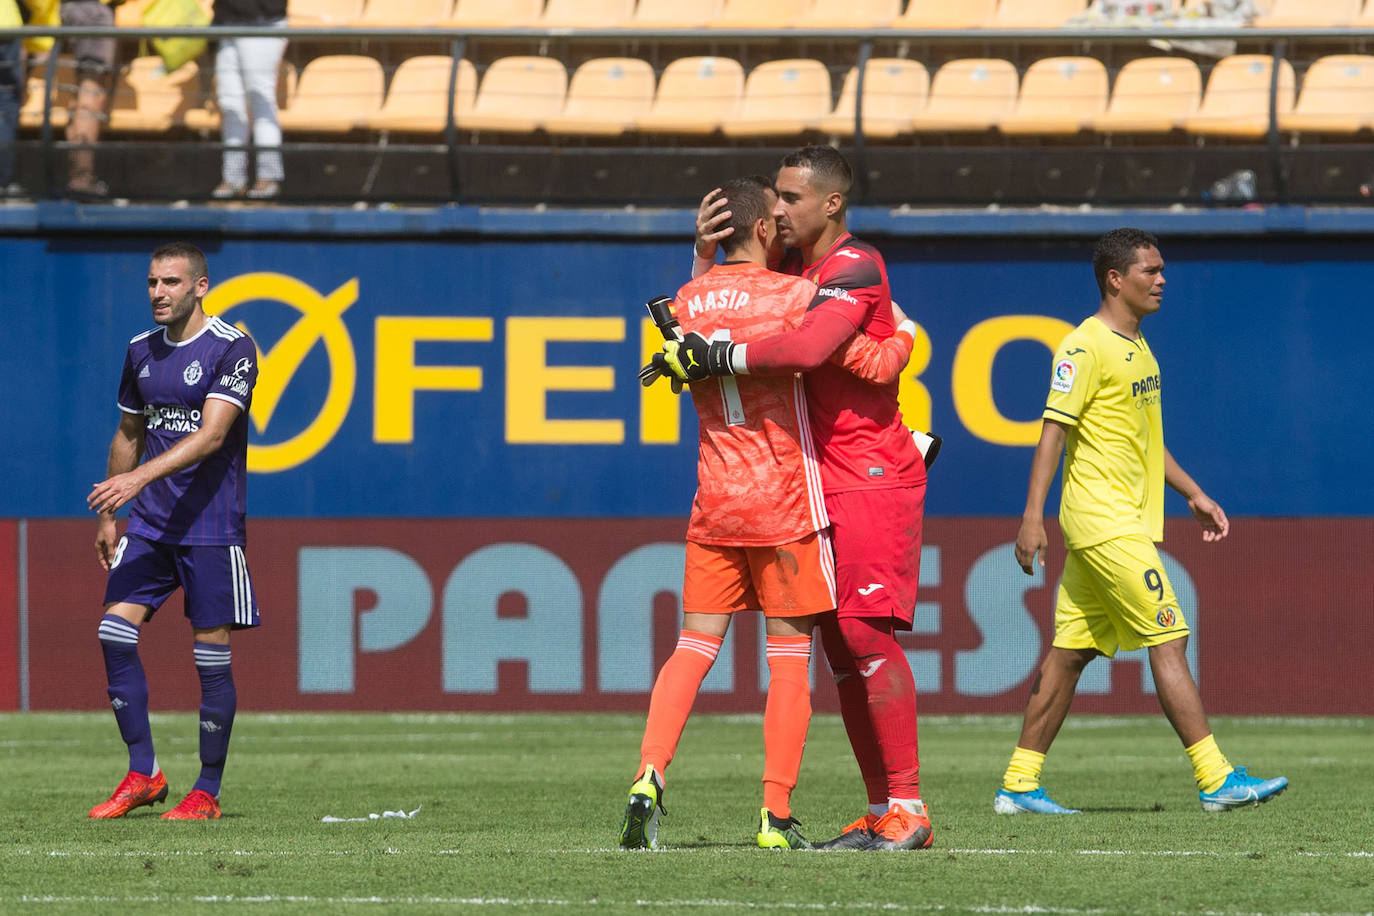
[
  {"xmin": 638, "ymin": 629, "xmax": 723, "ymax": 777},
  {"xmin": 762, "ymin": 634, "xmax": 813, "ymax": 818}
]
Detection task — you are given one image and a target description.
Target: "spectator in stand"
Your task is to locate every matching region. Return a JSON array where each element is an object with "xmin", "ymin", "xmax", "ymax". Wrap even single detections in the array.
[
  {"xmin": 211, "ymin": 0, "xmax": 286, "ymax": 200},
  {"xmin": 59, "ymin": 0, "xmax": 119, "ymax": 199},
  {"xmin": 0, "ymin": 1, "xmax": 22, "ymax": 197}
]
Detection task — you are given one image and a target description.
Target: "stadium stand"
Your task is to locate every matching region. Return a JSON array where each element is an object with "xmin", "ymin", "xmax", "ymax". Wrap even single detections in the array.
[
  {"xmin": 635, "ymin": 56, "xmax": 744, "ymax": 134},
  {"xmin": 108, "ymin": 57, "xmax": 202, "ymax": 133},
  {"xmin": 19, "ymin": 58, "xmax": 75, "ymax": 130},
  {"xmin": 184, "ymin": 61, "xmax": 298, "ymax": 132},
  {"xmin": 890, "ymin": 0, "xmax": 998, "ymax": 29},
  {"xmin": 1253, "ymin": 0, "xmax": 1360, "ymax": 28},
  {"xmin": 354, "ymin": 0, "xmax": 454, "ymax": 28},
  {"xmin": 1279, "ymin": 54, "xmax": 1374, "ymax": 134},
  {"xmin": 1089, "ymin": 56, "xmax": 1202, "ymax": 134},
  {"xmin": 720, "ymin": 58, "xmax": 832, "ymax": 137},
  {"xmin": 792, "ymin": 0, "xmax": 901, "ymax": 29},
  {"xmin": 365, "ymin": 56, "xmax": 477, "ymax": 132},
  {"xmin": 537, "ymin": 0, "xmax": 635, "ymax": 29},
  {"xmin": 448, "ymin": 0, "xmax": 544, "ymax": 27},
  {"xmin": 287, "ymin": 0, "xmax": 364, "ymax": 26},
  {"xmin": 626, "ymin": 0, "xmax": 724, "ymax": 29},
  {"xmin": 542, "ymin": 56, "xmax": 654, "ymax": 135},
  {"xmin": 997, "ymin": 56, "xmax": 1108, "ymax": 135},
  {"xmin": 991, "ymin": 0, "xmax": 1087, "ymax": 29},
  {"xmin": 813, "ymin": 58, "xmax": 929, "ymax": 138},
  {"xmin": 277, "ymin": 55, "xmax": 386, "ymax": 132},
  {"xmin": 908, "ymin": 58, "xmax": 1018, "ymax": 132},
  {"xmin": 708, "ymin": 0, "xmax": 808, "ymax": 30},
  {"xmin": 456, "ymin": 56, "xmax": 568, "ymax": 132},
  {"xmin": 114, "ymin": 0, "xmax": 156, "ymax": 28},
  {"xmin": 1183, "ymin": 54, "xmax": 1295, "ymax": 138}
]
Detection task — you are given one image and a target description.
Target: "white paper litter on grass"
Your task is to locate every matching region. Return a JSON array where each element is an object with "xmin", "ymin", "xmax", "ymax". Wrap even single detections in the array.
[{"xmin": 321, "ymin": 805, "xmax": 422, "ymax": 823}]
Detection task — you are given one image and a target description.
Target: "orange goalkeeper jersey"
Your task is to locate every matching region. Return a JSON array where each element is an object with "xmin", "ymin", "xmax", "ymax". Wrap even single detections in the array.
[{"xmin": 678, "ymin": 261, "xmax": 827, "ymax": 547}]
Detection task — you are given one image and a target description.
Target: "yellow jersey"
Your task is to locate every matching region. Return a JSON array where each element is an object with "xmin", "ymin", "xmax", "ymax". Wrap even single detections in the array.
[{"xmin": 1043, "ymin": 315, "xmax": 1164, "ymax": 549}]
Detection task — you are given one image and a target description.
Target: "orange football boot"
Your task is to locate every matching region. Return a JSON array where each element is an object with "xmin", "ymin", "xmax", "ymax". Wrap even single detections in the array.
[
  {"xmin": 868, "ymin": 802, "xmax": 933, "ymax": 851},
  {"xmin": 88, "ymin": 770, "xmax": 169, "ymax": 818},
  {"xmin": 161, "ymin": 789, "xmax": 221, "ymax": 820},
  {"xmin": 814, "ymin": 812, "xmax": 880, "ymax": 850}
]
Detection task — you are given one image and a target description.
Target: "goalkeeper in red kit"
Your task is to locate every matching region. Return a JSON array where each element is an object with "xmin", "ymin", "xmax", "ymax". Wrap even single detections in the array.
[{"xmin": 655, "ymin": 146, "xmax": 933, "ymax": 851}]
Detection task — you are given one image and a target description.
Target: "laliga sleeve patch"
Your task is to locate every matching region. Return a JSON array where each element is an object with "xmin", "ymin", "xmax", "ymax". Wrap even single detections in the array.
[{"xmin": 1051, "ymin": 358, "xmax": 1077, "ymax": 393}]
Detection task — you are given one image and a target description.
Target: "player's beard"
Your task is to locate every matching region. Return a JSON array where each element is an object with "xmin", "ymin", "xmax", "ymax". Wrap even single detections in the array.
[{"xmin": 152, "ymin": 289, "xmax": 198, "ymax": 328}]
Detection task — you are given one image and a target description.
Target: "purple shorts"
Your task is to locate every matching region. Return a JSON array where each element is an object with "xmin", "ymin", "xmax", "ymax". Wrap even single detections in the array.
[{"xmin": 104, "ymin": 533, "xmax": 261, "ymax": 630}]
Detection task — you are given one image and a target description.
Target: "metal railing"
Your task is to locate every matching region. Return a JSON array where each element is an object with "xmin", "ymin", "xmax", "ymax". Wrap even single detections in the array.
[{"xmin": 2, "ymin": 24, "xmax": 1371, "ymax": 205}]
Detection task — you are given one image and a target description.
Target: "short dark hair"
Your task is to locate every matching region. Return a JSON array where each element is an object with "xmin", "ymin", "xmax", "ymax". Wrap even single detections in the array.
[
  {"xmin": 719, "ymin": 175, "xmax": 777, "ymax": 257},
  {"xmin": 150, "ymin": 241, "xmax": 208, "ymax": 282},
  {"xmin": 1092, "ymin": 228, "xmax": 1159, "ymax": 297},
  {"xmin": 778, "ymin": 145, "xmax": 853, "ymax": 198}
]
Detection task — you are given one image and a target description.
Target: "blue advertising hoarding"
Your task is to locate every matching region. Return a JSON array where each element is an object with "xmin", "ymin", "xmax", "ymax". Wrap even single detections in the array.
[{"xmin": 3, "ymin": 233, "xmax": 1370, "ymax": 518}]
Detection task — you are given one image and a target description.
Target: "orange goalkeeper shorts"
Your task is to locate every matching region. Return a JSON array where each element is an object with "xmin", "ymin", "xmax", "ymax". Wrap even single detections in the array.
[{"xmin": 682, "ymin": 530, "xmax": 836, "ymax": 617}]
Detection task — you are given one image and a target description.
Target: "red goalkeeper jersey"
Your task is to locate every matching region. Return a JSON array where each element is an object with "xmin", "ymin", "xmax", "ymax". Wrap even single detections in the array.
[
  {"xmin": 778, "ymin": 234, "xmax": 925, "ymax": 495},
  {"xmin": 676, "ymin": 262, "xmax": 829, "ymax": 547}
]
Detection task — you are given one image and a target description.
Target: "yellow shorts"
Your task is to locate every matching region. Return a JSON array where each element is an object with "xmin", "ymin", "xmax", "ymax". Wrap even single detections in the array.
[
  {"xmin": 683, "ymin": 531, "xmax": 836, "ymax": 618},
  {"xmin": 1053, "ymin": 534, "xmax": 1189, "ymax": 657}
]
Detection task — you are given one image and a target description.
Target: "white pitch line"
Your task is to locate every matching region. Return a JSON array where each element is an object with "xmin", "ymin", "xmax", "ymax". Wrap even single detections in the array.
[
  {"xmin": 6, "ymin": 896, "xmax": 1373, "ymax": 916},
  {"xmin": 12, "ymin": 847, "xmax": 1374, "ymax": 859}
]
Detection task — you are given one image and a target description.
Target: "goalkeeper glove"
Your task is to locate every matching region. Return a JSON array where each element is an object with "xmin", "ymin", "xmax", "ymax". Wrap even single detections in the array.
[
  {"xmin": 661, "ymin": 331, "xmax": 737, "ymax": 383},
  {"xmin": 638, "ymin": 354, "xmax": 683, "ymax": 393}
]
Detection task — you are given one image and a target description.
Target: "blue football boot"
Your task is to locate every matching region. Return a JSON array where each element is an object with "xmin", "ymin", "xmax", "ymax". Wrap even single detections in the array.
[
  {"xmin": 993, "ymin": 787, "xmax": 1081, "ymax": 815},
  {"xmin": 1199, "ymin": 766, "xmax": 1288, "ymax": 812}
]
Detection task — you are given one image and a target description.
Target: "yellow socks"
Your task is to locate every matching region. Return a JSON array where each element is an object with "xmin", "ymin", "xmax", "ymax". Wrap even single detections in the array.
[
  {"xmin": 1002, "ymin": 746, "xmax": 1046, "ymax": 793},
  {"xmin": 1186, "ymin": 734, "xmax": 1233, "ymax": 793}
]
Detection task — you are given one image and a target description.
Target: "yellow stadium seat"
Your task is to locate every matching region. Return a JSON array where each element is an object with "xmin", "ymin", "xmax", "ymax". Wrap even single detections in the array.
[
  {"xmin": 355, "ymin": 0, "xmax": 453, "ymax": 27},
  {"xmin": 998, "ymin": 56, "xmax": 1108, "ymax": 135},
  {"xmin": 1183, "ymin": 55, "xmax": 1295, "ymax": 139},
  {"xmin": 721, "ymin": 59, "xmax": 831, "ymax": 137},
  {"xmin": 108, "ymin": 56, "xmax": 202, "ymax": 132},
  {"xmin": 991, "ymin": 0, "xmax": 1086, "ymax": 28},
  {"xmin": 19, "ymin": 58, "xmax": 76, "ymax": 130},
  {"xmin": 814, "ymin": 58, "xmax": 928, "ymax": 138},
  {"xmin": 1253, "ymin": 0, "xmax": 1359, "ymax": 27},
  {"xmin": 891, "ymin": 0, "xmax": 996, "ymax": 28},
  {"xmin": 278, "ymin": 55, "xmax": 386, "ymax": 132},
  {"xmin": 635, "ymin": 56, "xmax": 744, "ymax": 134},
  {"xmin": 1090, "ymin": 57, "xmax": 1201, "ymax": 134},
  {"xmin": 537, "ymin": 0, "xmax": 635, "ymax": 28},
  {"xmin": 543, "ymin": 57, "xmax": 656, "ymax": 135},
  {"xmin": 909, "ymin": 58, "xmax": 1017, "ymax": 132},
  {"xmin": 288, "ymin": 0, "xmax": 364, "ymax": 25},
  {"xmin": 365, "ymin": 56, "xmax": 477, "ymax": 132},
  {"xmin": 1278, "ymin": 55, "xmax": 1374, "ymax": 134},
  {"xmin": 708, "ymin": 0, "xmax": 809, "ymax": 29},
  {"xmin": 627, "ymin": 0, "xmax": 724, "ymax": 28},
  {"xmin": 456, "ymin": 56, "xmax": 568, "ymax": 133},
  {"xmin": 793, "ymin": 0, "xmax": 900, "ymax": 29},
  {"xmin": 183, "ymin": 61, "xmax": 297, "ymax": 132},
  {"xmin": 115, "ymin": 0, "xmax": 155, "ymax": 28},
  {"xmin": 448, "ymin": 0, "xmax": 543, "ymax": 27}
]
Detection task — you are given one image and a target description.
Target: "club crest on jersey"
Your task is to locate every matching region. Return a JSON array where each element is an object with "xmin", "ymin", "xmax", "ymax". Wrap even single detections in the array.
[
  {"xmin": 1051, "ymin": 358, "xmax": 1076, "ymax": 393},
  {"xmin": 1157, "ymin": 608, "xmax": 1177, "ymax": 628},
  {"xmin": 183, "ymin": 359, "xmax": 204, "ymax": 385}
]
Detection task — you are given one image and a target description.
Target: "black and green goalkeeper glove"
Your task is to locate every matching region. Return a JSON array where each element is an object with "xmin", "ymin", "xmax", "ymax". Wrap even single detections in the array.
[{"xmin": 660, "ymin": 331, "xmax": 736, "ymax": 383}]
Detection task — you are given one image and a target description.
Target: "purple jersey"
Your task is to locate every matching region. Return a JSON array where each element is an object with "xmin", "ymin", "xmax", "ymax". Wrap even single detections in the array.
[{"xmin": 116, "ymin": 316, "xmax": 258, "ymax": 546}]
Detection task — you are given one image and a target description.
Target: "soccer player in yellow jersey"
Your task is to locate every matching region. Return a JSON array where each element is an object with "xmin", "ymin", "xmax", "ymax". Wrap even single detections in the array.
[{"xmin": 995, "ymin": 228, "xmax": 1288, "ymax": 815}]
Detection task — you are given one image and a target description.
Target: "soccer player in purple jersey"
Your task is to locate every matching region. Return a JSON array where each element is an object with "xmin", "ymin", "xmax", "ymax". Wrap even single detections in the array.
[{"xmin": 86, "ymin": 241, "xmax": 261, "ymax": 821}]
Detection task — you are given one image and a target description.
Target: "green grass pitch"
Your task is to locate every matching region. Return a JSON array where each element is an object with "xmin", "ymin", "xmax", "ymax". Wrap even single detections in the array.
[{"xmin": 1, "ymin": 712, "xmax": 1370, "ymax": 914}]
